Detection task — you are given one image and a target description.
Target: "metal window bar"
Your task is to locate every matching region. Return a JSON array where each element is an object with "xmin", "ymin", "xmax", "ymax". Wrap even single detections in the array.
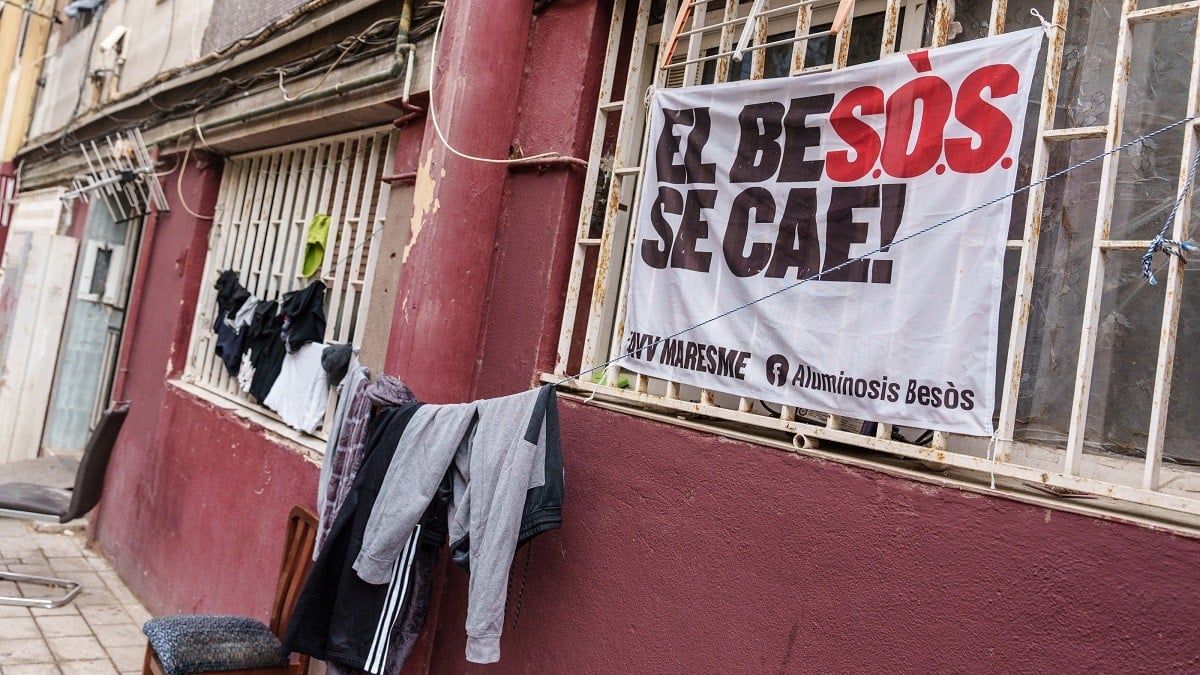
[
  {"xmin": 552, "ymin": 0, "xmax": 1200, "ymax": 519},
  {"xmin": 184, "ymin": 127, "xmax": 397, "ymax": 442}
]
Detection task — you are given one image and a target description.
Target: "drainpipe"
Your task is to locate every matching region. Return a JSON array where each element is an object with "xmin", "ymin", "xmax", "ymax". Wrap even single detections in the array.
[{"xmin": 192, "ymin": 0, "xmax": 416, "ymax": 139}]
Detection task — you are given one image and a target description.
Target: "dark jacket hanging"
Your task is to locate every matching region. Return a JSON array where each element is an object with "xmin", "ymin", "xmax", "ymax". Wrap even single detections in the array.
[{"xmin": 281, "ymin": 280, "xmax": 328, "ymax": 353}]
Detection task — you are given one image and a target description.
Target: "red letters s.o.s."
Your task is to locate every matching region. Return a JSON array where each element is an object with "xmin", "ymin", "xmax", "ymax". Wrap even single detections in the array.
[
  {"xmin": 826, "ymin": 64, "xmax": 1020, "ymax": 181},
  {"xmin": 944, "ymin": 64, "xmax": 1019, "ymax": 173}
]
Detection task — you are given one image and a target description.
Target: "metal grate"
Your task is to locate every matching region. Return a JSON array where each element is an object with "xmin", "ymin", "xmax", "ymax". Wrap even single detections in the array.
[
  {"xmin": 550, "ymin": 0, "xmax": 1200, "ymax": 520},
  {"xmin": 184, "ymin": 127, "xmax": 397, "ymax": 441}
]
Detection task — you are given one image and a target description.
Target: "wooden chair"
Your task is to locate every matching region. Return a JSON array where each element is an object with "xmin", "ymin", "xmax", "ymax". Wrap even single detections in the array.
[{"xmin": 142, "ymin": 505, "xmax": 318, "ymax": 675}]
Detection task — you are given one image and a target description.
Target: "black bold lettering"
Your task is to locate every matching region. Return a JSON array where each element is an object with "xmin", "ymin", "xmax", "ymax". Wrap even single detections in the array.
[
  {"xmin": 779, "ymin": 94, "xmax": 834, "ymax": 182},
  {"xmin": 765, "ymin": 188, "xmax": 820, "ymax": 279},
  {"xmin": 731, "ymin": 102, "xmax": 784, "ymax": 183},
  {"xmin": 823, "ymin": 185, "xmax": 877, "ymax": 282},
  {"xmin": 723, "ymin": 187, "xmax": 775, "ymax": 277},
  {"xmin": 641, "ymin": 187, "xmax": 683, "ymax": 269},
  {"xmin": 670, "ymin": 189, "xmax": 716, "ymax": 272}
]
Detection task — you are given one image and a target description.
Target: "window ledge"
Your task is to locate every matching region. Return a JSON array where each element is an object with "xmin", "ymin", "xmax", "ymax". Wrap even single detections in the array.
[
  {"xmin": 548, "ymin": 377, "xmax": 1200, "ymax": 537},
  {"xmin": 168, "ymin": 379, "xmax": 325, "ymax": 464}
]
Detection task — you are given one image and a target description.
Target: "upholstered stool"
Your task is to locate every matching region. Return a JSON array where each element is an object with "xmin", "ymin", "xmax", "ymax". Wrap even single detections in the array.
[{"xmin": 142, "ymin": 615, "xmax": 288, "ymax": 675}]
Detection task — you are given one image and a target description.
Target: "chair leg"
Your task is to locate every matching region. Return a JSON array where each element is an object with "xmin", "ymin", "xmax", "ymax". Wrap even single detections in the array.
[{"xmin": 0, "ymin": 570, "xmax": 82, "ymax": 609}]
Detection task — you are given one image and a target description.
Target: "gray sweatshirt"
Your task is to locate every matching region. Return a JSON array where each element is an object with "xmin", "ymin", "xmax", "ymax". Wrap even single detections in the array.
[{"xmin": 354, "ymin": 387, "xmax": 555, "ymax": 664}]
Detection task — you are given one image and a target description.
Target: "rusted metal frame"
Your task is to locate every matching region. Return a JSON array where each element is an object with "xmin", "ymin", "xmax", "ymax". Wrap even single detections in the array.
[
  {"xmin": 354, "ymin": 131, "xmax": 398, "ymax": 348},
  {"xmin": 683, "ymin": 0, "xmax": 710, "ymax": 85},
  {"xmin": 223, "ymin": 154, "xmax": 280, "ymax": 393},
  {"xmin": 336, "ymin": 132, "xmax": 382, "ymax": 343},
  {"xmin": 326, "ymin": 135, "xmax": 370, "ymax": 343},
  {"xmin": 579, "ymin": 0, "xmax": 652, "ymax": 373},
  {"xmin": 1043, "ymin": 126, "xmax": 1108, "ymax": 140},
  {"xmin": 203, "ymin": 155, "xmax": 262, "ymax": 387},
  {"xmin": 1099, "ymin": 238, "xmax": 1155, "ymax": 249},
  {"xmin": 931, "ymin": 0, "xmax": 954, "ymax": 47},
  {"xmin": 286, "ymin": 144, "xmax": 333, "ymax": 287},
  {"xmin": 880, "ymin": 0, "xmax": 903, "ymax": 56},
  {"xmin": 1064, "ymin": 0, "xmax": 1137, "ymax": 476},
  {"xmin": 1143, "ymin": 10, "xmax": 1200, "ymax": 490},
  {"xmin": 253, "ymin": 152, "xmax": 292, "ymax": 300},
  {"xmin": 750, "ymin": 0, "xmax": 771, "ymax": 80},
  {"xmin": 185, "ymin": 162, "xmax": 240, "ymax": 379},
  {"xmin": 316, "ymin": 142, "xmax": 352, "ymax": 288},
  {"xmin": 264, "ymin": 149, "xmax": 305, "ymax": 303},
  {"xmin": 789, "ymin": 0, "xmax": 813, "ymax": 73},
  {"xmin": 606, "ymin": 0, "xmax": 680, "ymax": 390},
  {"xmin": 711, "ymin": 0, "xmax": 739, "ymax": 84},
  {"xmin": 1127, "ymin": 1, "xmax": 1200, "ymax": 23},
  {"xmin": 672, "ymin": 29, "xmax": 840, "ymax": 68},
  {"xmin": 554, "ymin": 0, "xmax": 629, "ymax": 375},
  {"xmin": 989, "ymin": 0, "xmax": 1007, "ymax": 35},
  {"xmin": 544, "ymin": 374, "xmax": 1200, "ymax": 517},
  {"xmin": 680, "ymin": 0, "xmax": 816, "ymax": 39},
  {"xmin": 199, "ymin": 155, "xmax": 245, "ymax": 388},
  {"xmin": 994, "ymin": 0, "xmax": 1070, "ymax": 463}
]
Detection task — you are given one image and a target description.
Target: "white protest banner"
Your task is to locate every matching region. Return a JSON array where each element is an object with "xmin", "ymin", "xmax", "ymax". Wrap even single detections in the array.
[{"xmin": 621, "ymin": 28, "xmax": 1043, "ymax": 436}]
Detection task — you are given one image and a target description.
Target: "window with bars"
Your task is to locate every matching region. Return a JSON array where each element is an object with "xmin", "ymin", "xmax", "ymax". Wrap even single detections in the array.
[
  {"xmin": 553, "ymin": 0, "xmax": 1200, "ymax": 524},
  {"xmin": 184, "ymin": 127, "xmax": 397, "ymax": 441}
]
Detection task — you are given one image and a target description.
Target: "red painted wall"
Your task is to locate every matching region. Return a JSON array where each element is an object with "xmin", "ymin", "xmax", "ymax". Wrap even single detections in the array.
[
  {"xmin": 93, "ymin": 150, "xmax": 316, "ymax": 620},
  {"xmin": 90, "ymin": 1, "xmax": 1200, "ymax": 673}
]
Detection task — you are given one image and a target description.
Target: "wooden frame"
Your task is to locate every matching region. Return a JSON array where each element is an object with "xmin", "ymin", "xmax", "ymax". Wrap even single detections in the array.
[{"xmin": 142, "ymin": 506, "xmax": 317, "ymax": 675}]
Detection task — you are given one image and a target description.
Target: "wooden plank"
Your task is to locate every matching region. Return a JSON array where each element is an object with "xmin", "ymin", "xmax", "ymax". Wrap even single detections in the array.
[{"xmin": 0, "ymin": 234, "xmax": 78, "ymax": 462}]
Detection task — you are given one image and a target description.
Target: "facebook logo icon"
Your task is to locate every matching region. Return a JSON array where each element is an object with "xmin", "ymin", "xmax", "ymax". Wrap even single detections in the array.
[{"xmin": 765, "ymin": 354, "xmax": 790, "ymax": 386}]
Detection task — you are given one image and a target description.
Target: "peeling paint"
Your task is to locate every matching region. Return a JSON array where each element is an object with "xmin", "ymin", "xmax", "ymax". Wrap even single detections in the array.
[{"xmin": 404, "ymin": 147, "xmax": 440, "ymax": 264}]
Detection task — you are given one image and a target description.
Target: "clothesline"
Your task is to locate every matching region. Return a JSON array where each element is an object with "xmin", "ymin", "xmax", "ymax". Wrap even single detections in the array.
[{"xmin": 553, "ymin": 113, "xmax": 1200, "ymax": 389}]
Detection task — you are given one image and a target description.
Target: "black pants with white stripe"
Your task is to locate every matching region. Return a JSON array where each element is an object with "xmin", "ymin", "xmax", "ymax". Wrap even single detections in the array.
[{"xmin": 283, "ymin": 403, "xmax": 449, "ymax": 674}]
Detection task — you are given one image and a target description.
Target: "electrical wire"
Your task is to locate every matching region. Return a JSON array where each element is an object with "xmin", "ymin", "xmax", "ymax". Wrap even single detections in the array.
[
  {"xmin": 151, "ymin": 0, "xmax": 177, "ymax": 78},
  {"xmin": 60, "ymin": 7, "xmax": 105, "ymax": 149},
  {"xmin": 426, "ymin": 10, "xmax": 574, "ymax": 166},
  {"xmin": 174, "ymin": 139, "xmax": 214, "ymax": 220}
]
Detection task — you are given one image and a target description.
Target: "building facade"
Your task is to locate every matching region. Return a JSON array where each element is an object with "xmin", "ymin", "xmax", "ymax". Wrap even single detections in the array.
[{"xmin": 2, "ymin": 0, "xmax": 1199, "ymax": 671}]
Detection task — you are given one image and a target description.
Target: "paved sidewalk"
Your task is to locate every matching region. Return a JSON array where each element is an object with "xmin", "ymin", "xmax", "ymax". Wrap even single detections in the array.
[{"xmin": 0, "ymin": 518, "xmax": 150, "ymax": 674}]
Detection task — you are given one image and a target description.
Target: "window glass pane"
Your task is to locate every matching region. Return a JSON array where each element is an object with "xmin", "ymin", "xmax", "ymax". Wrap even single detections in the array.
[{"xmin": 90, "ymin": 248, "xmax": 111, "ymax": 297}]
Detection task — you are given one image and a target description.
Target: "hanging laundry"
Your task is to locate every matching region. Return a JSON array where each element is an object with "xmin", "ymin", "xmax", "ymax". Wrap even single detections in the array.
[
  {"xmin": 354, "ymin": 385, "xmax": 564, "ymax": 664},
  {"xmin": 244, "ymin": 301, "xmax": 285, "ymax": 402},
  {"xmin": 212, "ymin": 271, "xmax": 251, "ymax": 377},
  {"xmin": 316, "ymin": 374, "xmax": 416, "ymax": 558},
  {"xmin": 282, "ymin": 402, "xmax": 451, "ymax": 675},
  {"xmin": 280, "ymin": 280, "xmax": 327, "ymax": 353},
  {"xmin": 321, "ymin": 343, "xmax": 355, "ymax": 386},
  {"xmin": 264, "ymin": 342, "xmax": 330, "ymax": 433},
  {"xmin": 301, "ymin": 214, "xmax": 331, "ymax": 278},
  {"xmin": 231, "ymin": 295, "xmax": 260, "ymax": 332}
]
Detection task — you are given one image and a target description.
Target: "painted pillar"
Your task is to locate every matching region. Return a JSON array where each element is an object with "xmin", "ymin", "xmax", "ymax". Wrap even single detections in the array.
[{"xmin": 384, "ymin": 0, "xmax": 534, "ymax": 403}]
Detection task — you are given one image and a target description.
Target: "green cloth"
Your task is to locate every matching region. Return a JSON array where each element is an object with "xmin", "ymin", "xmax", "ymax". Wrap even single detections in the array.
[{"xmin": 301, "ymin": 214, "xmax": 331, "ymax": 278}]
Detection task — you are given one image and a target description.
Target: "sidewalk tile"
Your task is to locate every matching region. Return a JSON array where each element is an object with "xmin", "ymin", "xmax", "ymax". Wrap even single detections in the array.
[
  {"xmin": 46, "ymin": 637, "xmax": 106, "ymax": 662},
  {"xmin": 105, "ymin": 646, "xmax": 143, "ymax": 672},
  {"xmin": 0, "ymin": 663, "xmax": 61, "ymax": 674},
  {"xmin": 78, "ymin": 605, "xmax": 130, "ymax": 626},
  {"xmin": 0, "ymin": 639, "xmax": 52, "ymax": 665},
  {"xmin": 59, "ymin": 661, "xmax": 117, "ymax": 675},
  {"xmin": 92, "ymin": 624, "xmax": 142, "ymax": 649},
  {"xmin": 34, "ymin": 615, "xmax": 91, "ymax": 639},
  {"xmin": 0, "ymin": 616, "xmax": 39, "ymax": 639}
]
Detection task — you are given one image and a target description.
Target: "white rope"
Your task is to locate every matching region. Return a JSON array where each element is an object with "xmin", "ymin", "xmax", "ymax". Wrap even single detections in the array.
[{"xmin": 426, "ymin": 10, "xmax": 572, "ymax": 165}]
